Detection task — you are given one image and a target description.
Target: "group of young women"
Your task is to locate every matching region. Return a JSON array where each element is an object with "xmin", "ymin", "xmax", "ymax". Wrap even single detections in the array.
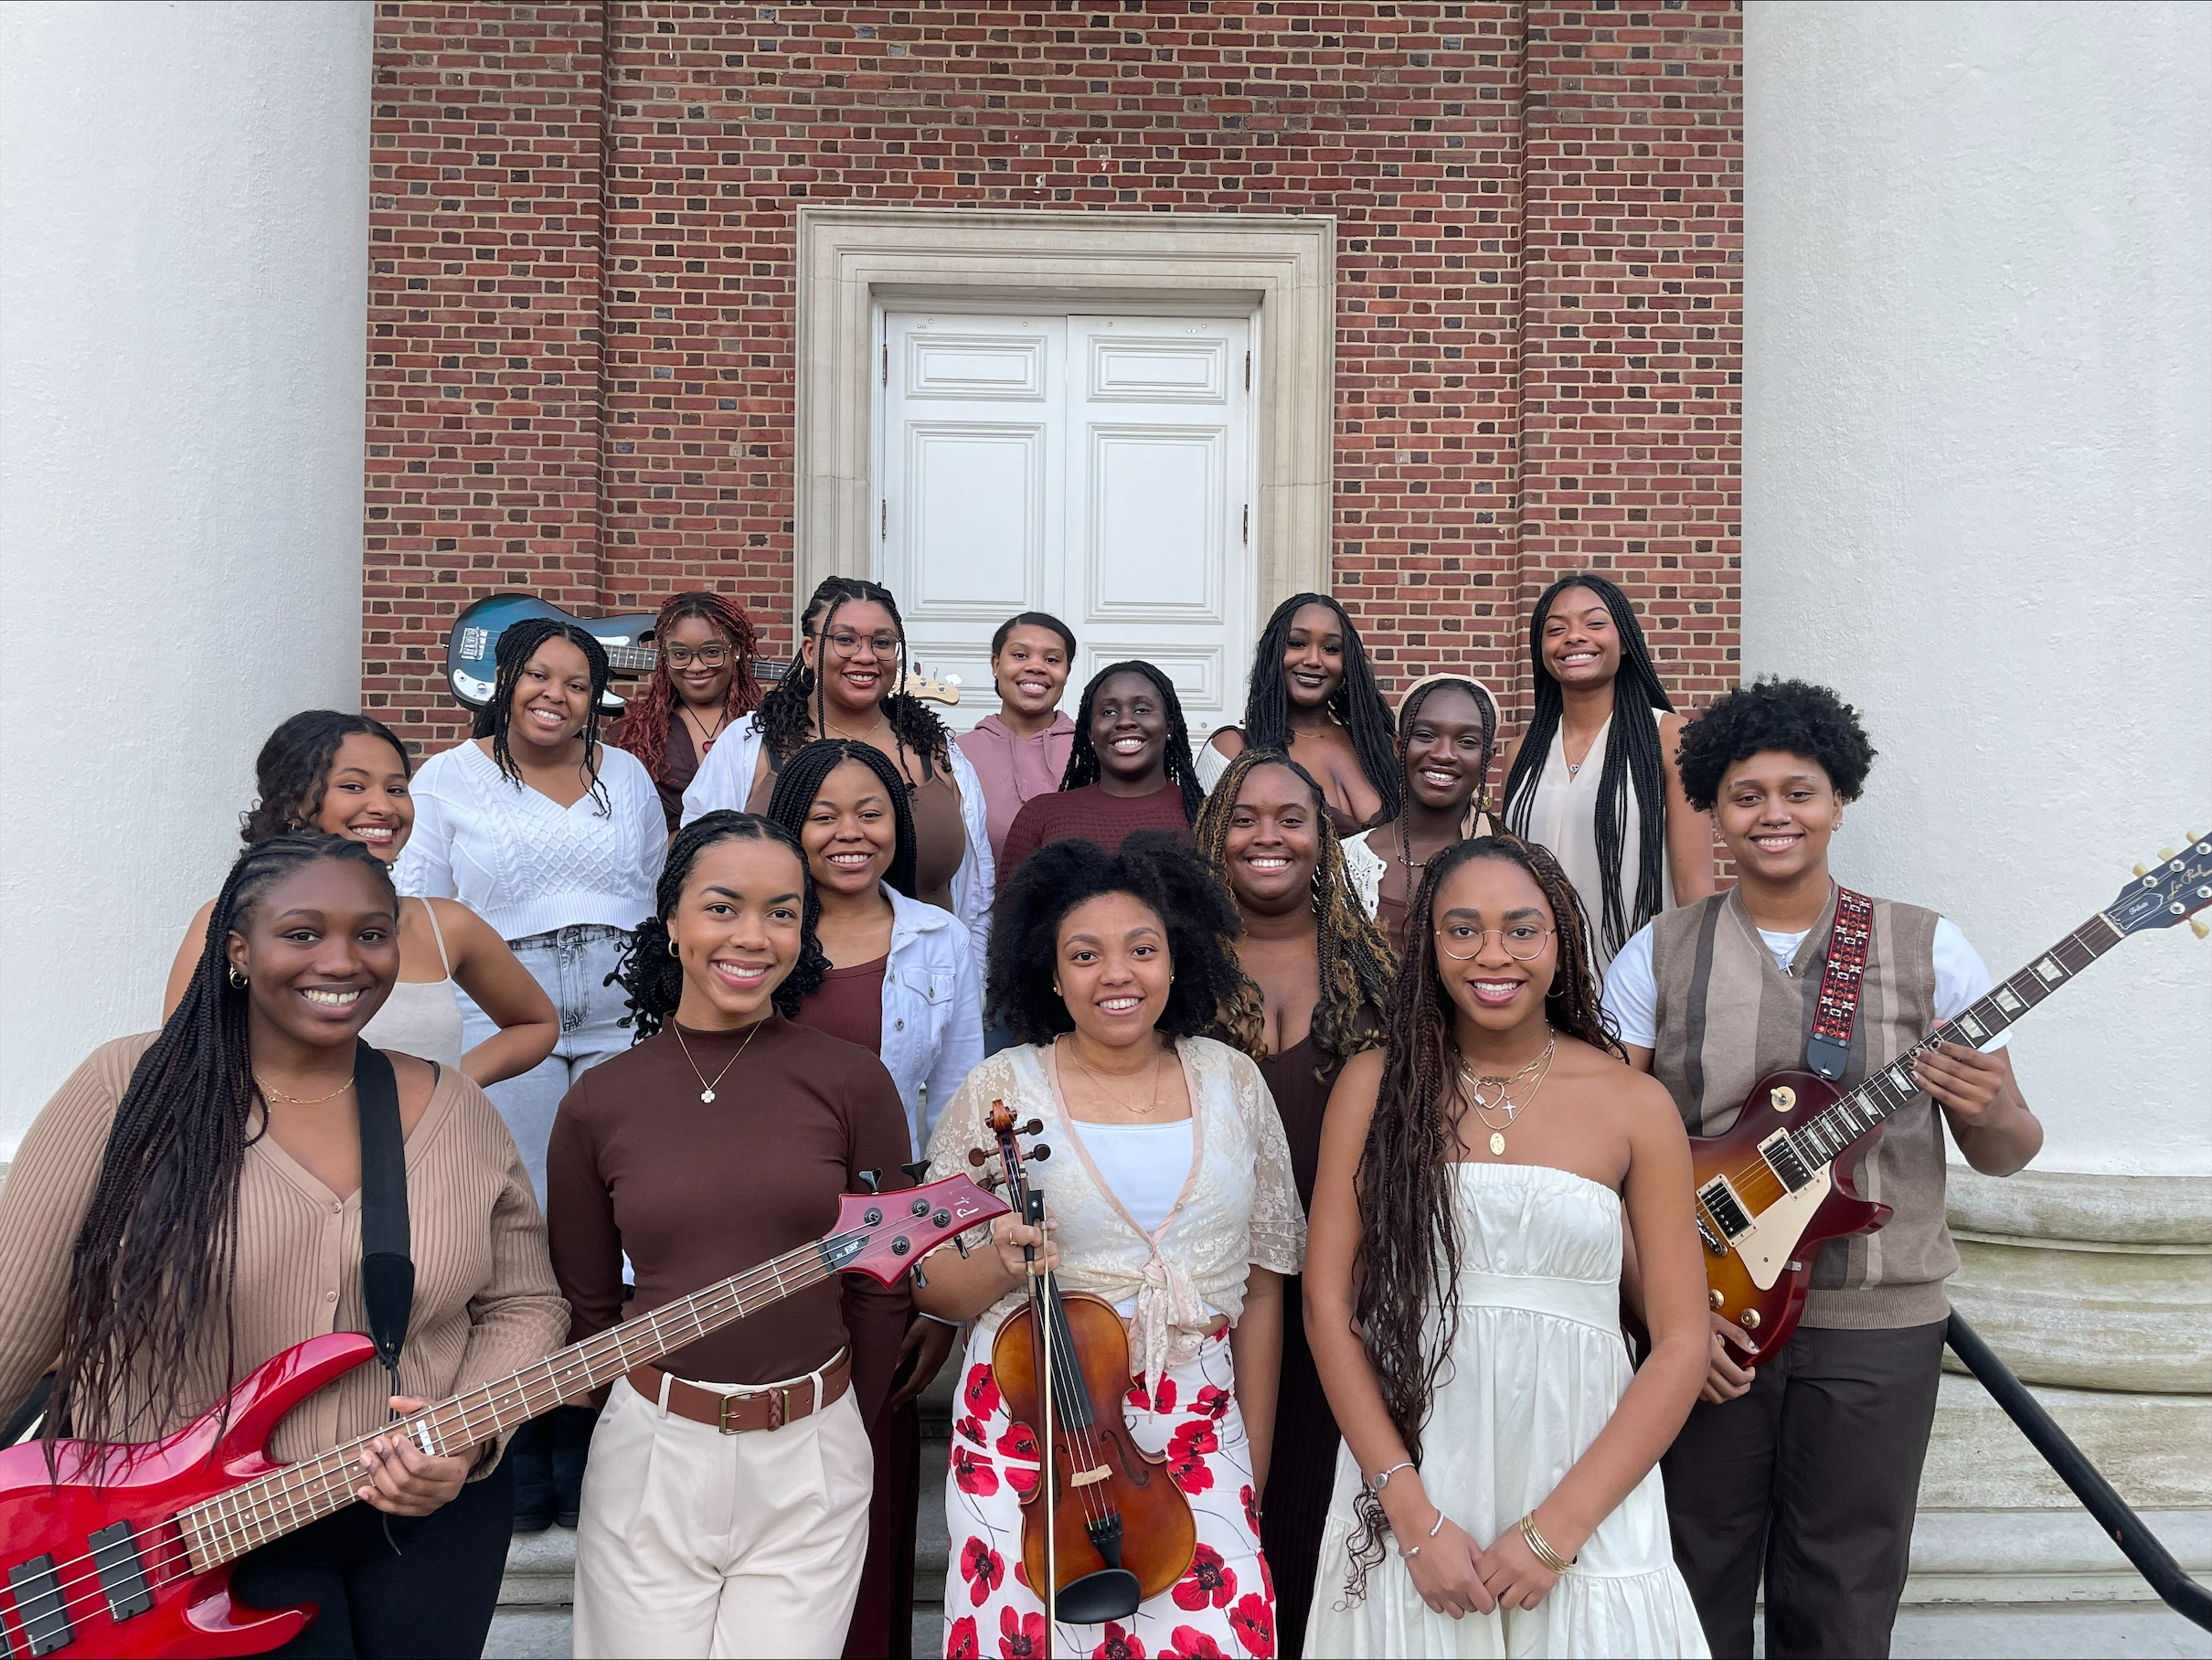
[{"xmin": 0, "ymin": 567, "xmax": 2028, "ymax": 1660}]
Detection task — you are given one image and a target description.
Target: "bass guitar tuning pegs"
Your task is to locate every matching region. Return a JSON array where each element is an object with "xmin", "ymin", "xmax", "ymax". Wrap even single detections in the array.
[
  {"xmin": 856, "ymin": 1169, "xmax": 881, "ymax": 1195},
  {"xmin": 901, "ymin": 1160, "xmax": 931, "ymax": 1185}
]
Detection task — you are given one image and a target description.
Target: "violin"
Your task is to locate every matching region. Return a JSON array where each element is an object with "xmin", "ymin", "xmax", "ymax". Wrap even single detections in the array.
[{"xmin": 971, "ymin": 1098, "xmax": 1196, "ymax": 1626}]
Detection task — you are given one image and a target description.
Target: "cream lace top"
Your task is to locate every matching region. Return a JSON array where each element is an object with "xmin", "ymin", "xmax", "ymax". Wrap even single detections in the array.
[{"xmin": 924, "ymin": 1037, "xmax": 1306, "ymax": 1388}]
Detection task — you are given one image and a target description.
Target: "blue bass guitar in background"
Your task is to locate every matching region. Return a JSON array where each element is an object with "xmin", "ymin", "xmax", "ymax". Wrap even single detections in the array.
[{"xmin": 442, "ymin": 593, "xmax": 956, "ymax": 712}]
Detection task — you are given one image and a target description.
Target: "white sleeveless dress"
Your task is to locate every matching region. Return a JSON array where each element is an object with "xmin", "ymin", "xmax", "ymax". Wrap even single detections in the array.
[{"xmin": 1304, "ymin": 1164, "xmax": 1707, "ymax": 1659}]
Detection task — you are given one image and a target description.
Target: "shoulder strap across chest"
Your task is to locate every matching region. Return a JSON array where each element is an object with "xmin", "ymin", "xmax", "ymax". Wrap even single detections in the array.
[
  {"xmin": 353, "ymin": 1041, "xmax": 415, "ymax": 1391},
  {"xmin": 1804, "ymin": 887, "xmax": 1875, "ymax": 1081}
]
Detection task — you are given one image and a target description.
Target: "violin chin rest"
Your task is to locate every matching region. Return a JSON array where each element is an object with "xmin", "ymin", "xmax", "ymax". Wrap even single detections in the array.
[{"xmin": 1052, "ymin": 1567, "xmax": 1143, "ymax": 1624}]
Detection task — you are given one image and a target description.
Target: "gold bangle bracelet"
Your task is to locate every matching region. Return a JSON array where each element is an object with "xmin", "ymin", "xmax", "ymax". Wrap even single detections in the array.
[{"xmin": 1518, "ymin": 1514, "xmax": 1575, "ymax": 1575}]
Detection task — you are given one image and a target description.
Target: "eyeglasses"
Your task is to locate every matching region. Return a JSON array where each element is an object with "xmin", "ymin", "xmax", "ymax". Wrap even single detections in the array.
[
  {"xmin": 1434, "ymin": 923, "xmax": 1555, "ymax": 962},
  {"xmin": 822, "ymin": 629, "xmax": 899, "ymax": 658},
  {"xmin": 663, "ymin": 644, "xmax": 730, "ymax": 668}
]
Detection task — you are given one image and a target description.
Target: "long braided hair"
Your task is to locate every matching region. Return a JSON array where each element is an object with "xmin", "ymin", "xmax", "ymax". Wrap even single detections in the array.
[
  {"xmin": 754, "ymin": 578, "xmax": 951, "ymax": 778},
  {"xmin": 1343, "ymin": 834, "xmax": 1619, "ymax": 1596},
  {"xmin": 473, "ymin": 615, "xmax": 613, "ymax": 814},
  {"xmin": 609, "ymin": 811, "xmax": 831, "ymax": 1038},
  {"xmin": 1236, "ymin": 592, "xmax": 1402, "ymax": 823},
  {"xmin": 1387, "ymin": 675, "xmax": 1501, "ymax": 857},
  {"xmin": 1499, "ymin": 572, "xmax": 1675, "ymax": 959},
  {"xmin": 1194, "ymin": 747, "xmax": 1395, "ymax": 1073},
  {"xmin": 607, "ymin": 591, "xmax": 762, "ymax": 782},
  {"xmin": 239, "ymin": 711, "xmax": 411, "ymax": 846},
  {"xmin": 1060, "ymin": 659, "xmax": 1205, "ymax": 825},
  {"xmin": 761, "ymin": 739, "xmax": 920, "ymax": 901},
  {"xmin": 47, "ymin": 835, "xmax": 397, "ymax": 1456}
]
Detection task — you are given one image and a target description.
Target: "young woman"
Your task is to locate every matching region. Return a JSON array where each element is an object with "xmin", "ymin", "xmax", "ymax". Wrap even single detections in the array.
[
  {"xmin": 1495, "ymin": 573, "xmax": 1713, "ymax": 973},
  {"xmin": 608, "ymin": 590, "xmax": 765, "ymax": 835},
  {"xmin": 1192, "ymin": 748, "xmax": 1396, "ymax": 1658},
  {"xmin": 957, "ymin": 610, "xmax": 1079, "ymax": 867},
  {"xmin": 762, "ymin": 739, "xmax": 985, "ymax": 1660},
  {"xmin": 548, "ymin": 812, "xmax": 914, "ymax": 1659},
  {"xmin": 914, "ymin": 835, "xmax": 1305, "ymax": 1660},
  {"xmin": 0, "ymin": 834, "xmax": 568, "ymax": 1658},
  {"xmin": 396, "ymin": 617, "xmax": 665, "ymax": 1532},
  {"xmin": 681, "ymin": 576, "xmax": 993, "ymax": 975},
  {"xmin": 1342, "ymin": 675, "xmax": 1501, "ymax": 955},
  {"xmin": 163, "ymin": 709, "xmax": 558, "ymax": 1086},
  {"xmin": 1607, "ymin": 680, "xmax": 2040, "ymax": 1659},
  {"xmin": 1302, "ymin": 835, "xmax": 1710, "ymax": 1656},
  {"xmin": 995, "ymin": 659, "xmax": 1204, "ymax": 885},
  {"xmin": 1196, "ymin": 591, "xmax": 1401, "ymax": 837}
]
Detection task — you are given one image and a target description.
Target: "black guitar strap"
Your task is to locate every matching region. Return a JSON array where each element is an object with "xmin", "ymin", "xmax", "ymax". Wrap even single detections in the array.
[
  {"xmin": 1804, "ymin": 887, "xmax": 1875, "ymax": 1081},
  {"xmin": 354, "ymin": 1041, "xmax": 415, "ymax": 1398}
]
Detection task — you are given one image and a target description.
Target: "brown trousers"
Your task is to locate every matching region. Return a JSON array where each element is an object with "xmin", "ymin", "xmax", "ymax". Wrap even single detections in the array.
[{"xmin": 1661, "ymin": 1320, "xmax": 1946, "ymax": 1660}]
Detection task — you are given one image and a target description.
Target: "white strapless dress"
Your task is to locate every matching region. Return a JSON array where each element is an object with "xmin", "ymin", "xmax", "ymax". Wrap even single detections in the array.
[{"xmin": 1304, "ymin": 1163, "xmax": 1707, "ymax": 1658}]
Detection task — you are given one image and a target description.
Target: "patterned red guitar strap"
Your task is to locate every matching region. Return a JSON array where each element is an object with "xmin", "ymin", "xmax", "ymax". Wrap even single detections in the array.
[{"xmin": 1804, "ymin": 886, "xmax": 1875, "ymax": 1081}]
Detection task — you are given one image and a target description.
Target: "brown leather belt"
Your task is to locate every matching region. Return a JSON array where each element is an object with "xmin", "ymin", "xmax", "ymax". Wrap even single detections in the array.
[{"xmin": 627, "ymin": 1349, "xmax": 851, "ymax": 1435}]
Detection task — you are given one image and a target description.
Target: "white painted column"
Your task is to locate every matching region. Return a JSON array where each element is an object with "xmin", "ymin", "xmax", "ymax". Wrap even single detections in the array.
[
  {"xmin": 1743, "ymin": 1, "xmax": 2212, "ymax": 1176},
  {"xmin": 0, "ymin": 4, "xmax": 374, "ymax": 1149}
]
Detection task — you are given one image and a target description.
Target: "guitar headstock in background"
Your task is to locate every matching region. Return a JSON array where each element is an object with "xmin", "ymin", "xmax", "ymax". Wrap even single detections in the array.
[
  {"xmin": 824, "ymin": 1173, "xmax": 1006, "ymax": 1284},
  {"xmin": 2105, "ymin": 831, "xmax": 2212, "ymax": 939}
]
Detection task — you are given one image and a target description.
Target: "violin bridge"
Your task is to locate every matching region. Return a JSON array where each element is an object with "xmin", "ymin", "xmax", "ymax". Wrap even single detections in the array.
[{"xmin": 1069, "ymin": 1465, "xmax": 1111, "ymax": 1489}]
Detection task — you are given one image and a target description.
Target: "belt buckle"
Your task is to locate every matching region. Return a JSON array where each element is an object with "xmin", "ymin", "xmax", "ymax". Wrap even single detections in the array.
[{"xmin": 717, "ymin": 1385, "xmax": 792, "ymax": 1434}]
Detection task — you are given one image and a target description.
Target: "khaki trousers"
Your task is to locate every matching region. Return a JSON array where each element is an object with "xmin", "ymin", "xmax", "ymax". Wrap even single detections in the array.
[{"xmin": 572, "ymin": 1365, "xmax": 873, "ymax": 1658}]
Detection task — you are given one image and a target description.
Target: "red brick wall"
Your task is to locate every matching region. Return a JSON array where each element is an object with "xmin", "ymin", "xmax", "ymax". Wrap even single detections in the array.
[{"xmin": 363, "ymin": 1, "xmax": 1740, "ymax": 754}]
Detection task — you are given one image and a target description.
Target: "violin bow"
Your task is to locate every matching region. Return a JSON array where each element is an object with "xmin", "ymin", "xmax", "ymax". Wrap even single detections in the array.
[{"xmin": 1032, "ymin": 1184, "xmax": 1059, "ymax": 1654}]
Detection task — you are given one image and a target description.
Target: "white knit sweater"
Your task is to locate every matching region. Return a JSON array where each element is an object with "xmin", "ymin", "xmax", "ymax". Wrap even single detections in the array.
[{"xmin": 395, "ymin": 740, "xmax": 666, "ymax": 942}]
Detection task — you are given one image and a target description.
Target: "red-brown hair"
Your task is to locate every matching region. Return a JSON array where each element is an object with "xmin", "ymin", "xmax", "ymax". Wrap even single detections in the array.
[{"xmin": 608, "ymin": 591, "xmax": 763, "ymax": 780}]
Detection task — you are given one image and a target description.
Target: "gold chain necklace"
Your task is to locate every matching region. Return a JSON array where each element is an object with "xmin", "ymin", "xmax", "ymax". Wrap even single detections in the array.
[
  {"xmin": 256, "ymin": 1073, "xmax": 356, "ymax": 1106},
  {"xmin": 1062, "ymin": 1037, "xmax": 1168, "ymax": 1118},
  {"xmin": 673, "ymin": 1017, "xmax": 765, "ymax": 1104},
  {"xmin": 1458, "ymin": 1032, "xmax": 1558, "ymax": 1157},
  {"xmin": 824, "ymin": 714, "xmax": 888, "ymax": 744}
]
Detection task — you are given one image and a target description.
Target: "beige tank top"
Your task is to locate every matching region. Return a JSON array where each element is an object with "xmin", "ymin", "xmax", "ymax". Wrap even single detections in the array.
[
  {"xmin": 362, "ymin": 898, "xmax": 466, "ymax": 1065},
  {"xmin": 1523, "ymin": 706, "xmax": 1674, "ymax": 974}
]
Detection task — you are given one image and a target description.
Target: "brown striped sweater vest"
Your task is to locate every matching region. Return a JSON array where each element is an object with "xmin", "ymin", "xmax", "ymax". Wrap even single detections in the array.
[{"xmin": 1650, "ymin": 886, "xmax": 1955, "ymax": 1330}]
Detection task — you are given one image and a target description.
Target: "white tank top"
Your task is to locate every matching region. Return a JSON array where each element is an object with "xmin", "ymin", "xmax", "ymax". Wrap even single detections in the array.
[
  {"xmin": 1523, "ymin": 706, "xmax": 1674, "ymax": 974},
  {"xmin": 362, "ymin": 898, "xmax": 466, "ymax": 1066}
]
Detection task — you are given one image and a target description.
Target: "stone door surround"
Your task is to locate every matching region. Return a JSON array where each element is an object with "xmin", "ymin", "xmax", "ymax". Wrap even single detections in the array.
[{"xmin": 792, "ymin": 206, "xmax": 1335, "ymax": 634}]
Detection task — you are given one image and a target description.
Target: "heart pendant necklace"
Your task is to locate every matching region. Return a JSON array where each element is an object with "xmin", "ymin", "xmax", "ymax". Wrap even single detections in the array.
[
  {"xmin": 673, "ymin": 1016, "xmax": 764, "ymax": 1104},
  {"xmin": 1460, "ymin": 1033, "xmax": 1558, "ymax": 1156}
]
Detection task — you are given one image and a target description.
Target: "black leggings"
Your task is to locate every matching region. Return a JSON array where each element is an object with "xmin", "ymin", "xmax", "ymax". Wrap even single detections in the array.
[{"xmin": 229, "ymin": 1454, "xmax": 514, "ymax": 1659}]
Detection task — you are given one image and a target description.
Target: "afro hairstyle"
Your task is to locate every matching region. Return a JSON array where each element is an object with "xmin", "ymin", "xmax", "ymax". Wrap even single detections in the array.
[
  {"xmin": 1675, "ymin": 676, "xmax": 1877, "ymax": 810},
  {"xmin": 987, "ymin": 830, "xmax": 1246, "ymax": 1048}
]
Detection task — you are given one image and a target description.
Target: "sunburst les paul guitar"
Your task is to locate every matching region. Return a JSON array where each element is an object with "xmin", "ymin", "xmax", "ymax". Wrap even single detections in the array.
[
  {"xmin": 1696, "ymin": 832, "xmax": 2212, "ymax": 1360},
  {"xmin": 0, "ymin": 1174, "xmax": 1005, "ymax": 1658}
]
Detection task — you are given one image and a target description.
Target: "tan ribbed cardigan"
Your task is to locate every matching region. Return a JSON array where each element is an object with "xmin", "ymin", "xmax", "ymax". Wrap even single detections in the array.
[{"xmin": 0, "ymin": 1035, "xmax": 569, "ymax": 1466}]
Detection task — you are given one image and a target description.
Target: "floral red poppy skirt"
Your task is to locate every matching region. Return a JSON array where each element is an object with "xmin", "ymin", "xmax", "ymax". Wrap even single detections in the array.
[{"xmin": 942, "ymin": 1325, "xmax": 1280, "ymax": 1660}]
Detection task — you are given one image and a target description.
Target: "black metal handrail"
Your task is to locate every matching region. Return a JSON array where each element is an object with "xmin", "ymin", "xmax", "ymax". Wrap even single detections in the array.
[{"xmin": 1944, "ymin": 1312, "xmax": 2212, "ymax": 1633}]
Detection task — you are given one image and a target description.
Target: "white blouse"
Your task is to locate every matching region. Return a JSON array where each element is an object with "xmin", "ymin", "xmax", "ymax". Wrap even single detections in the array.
[
  {"xmin": 395, "ymin": 740, "xmax": 665, "ymax": 942},
  {"xmin": 925, "ymin": 1037, "xmax": 1305, "ymax": 1389}
]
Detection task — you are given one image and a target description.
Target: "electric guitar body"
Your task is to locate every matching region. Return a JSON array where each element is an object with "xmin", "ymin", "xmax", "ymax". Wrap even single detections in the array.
[
  {"xmin": 1690, "ymin": 1069, "xmax": 1890, "ymax": 1361},
  {"xmin": 1688, "ymin": 834, "xmax": 2210, "ymax": 1363}
]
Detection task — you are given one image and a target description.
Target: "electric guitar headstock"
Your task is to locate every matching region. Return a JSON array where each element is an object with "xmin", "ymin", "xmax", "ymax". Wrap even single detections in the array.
[
  {"xmin": 824, "ymin": 1173, "xmax": 1009, "ymax": 1284},
  {"xmin": 900, "ymin": 669, "xmax": 961, "ymax": 707},
  {"xmin": 2103, "ymin": 830, "xmax": 2212, "ymax": 939}
]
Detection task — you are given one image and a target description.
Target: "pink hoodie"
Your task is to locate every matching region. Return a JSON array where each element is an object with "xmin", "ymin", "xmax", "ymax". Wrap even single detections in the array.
[{"xmin": 957, "ymin": 711, "xmax": 1079, "ymax": 866}]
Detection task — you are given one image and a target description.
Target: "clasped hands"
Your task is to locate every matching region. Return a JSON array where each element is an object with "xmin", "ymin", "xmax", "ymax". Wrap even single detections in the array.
[{"xmin": 1383, "ymin": 1482, "xmax": 1580, "ymax": 1618}]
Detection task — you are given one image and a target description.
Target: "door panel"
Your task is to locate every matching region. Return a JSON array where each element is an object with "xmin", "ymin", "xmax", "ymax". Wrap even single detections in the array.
[{"xmin": 879, "ymin": 311, "xmax": 1250, "ymax": 736}]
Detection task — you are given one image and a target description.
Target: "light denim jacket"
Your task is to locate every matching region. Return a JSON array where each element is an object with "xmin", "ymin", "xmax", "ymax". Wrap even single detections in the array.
[
  {"xmin": 879, "ymin": 886, "xmax": 987, "ymax": 1156},
  {"xmin": 679, "ymin": 714, "xmax": 996, "ymax": 984}
]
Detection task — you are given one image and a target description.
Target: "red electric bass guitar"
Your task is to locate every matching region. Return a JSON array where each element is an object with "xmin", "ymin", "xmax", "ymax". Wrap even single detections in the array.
[
  {"xmin": 1696, "ymin": 832, "xmax": 2211, "ymax": 1359},
  {"xmin": 0, "ymin": 1173, "xmax": 1005, "ymax": 1658}
]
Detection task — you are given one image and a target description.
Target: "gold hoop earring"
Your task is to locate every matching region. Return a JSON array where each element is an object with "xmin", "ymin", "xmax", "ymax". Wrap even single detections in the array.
[
  {"xmin": 229, "ymin": 966, "xmax": 249, "ymax": 989},
  {"xmin": 667, "ymin": 938, "xmax": 680, "ymax": 958}
]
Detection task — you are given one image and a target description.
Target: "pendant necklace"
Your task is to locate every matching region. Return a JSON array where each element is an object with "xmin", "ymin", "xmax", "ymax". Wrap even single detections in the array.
[
  {"xmin": 1459, "ymin": 1032, "xmax": 1558, "ymax": 1156},
  {"xmin": 683, "ymin": 705, "xmax": 729, "ymax": 756},
  {"xmin": 673, "ymin": 1016, "xmax": 765, "ymax": 1104},
  {"xmin": 1063, "ymin": 1037, "xmax": 1168, "ymax": 1117}
]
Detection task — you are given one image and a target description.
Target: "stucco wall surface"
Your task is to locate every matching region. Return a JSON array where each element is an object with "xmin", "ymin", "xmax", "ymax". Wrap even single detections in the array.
[
  {"xmin": 0, "ymin": 2, "xmax": 376, "ymax": 1151},
  {"xmin": 1743, "ymin": 2, "xmax": 2212, "ymax": 1175}
]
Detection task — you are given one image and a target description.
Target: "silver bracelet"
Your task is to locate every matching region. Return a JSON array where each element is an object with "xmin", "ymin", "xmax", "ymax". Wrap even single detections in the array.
[
  {"xmin": 1398, "ymin": 1507, "xmax": 1445, "ymax": 1559},
  {"xmin": 1367, "ymin": 1460, "xmax": 1416, "ymax": 1496}
]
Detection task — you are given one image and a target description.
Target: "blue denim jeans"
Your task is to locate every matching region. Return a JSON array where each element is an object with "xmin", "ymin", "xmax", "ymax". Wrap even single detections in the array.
[{"xmin": 462, "ymin": 923, "xmax": 633, "ymax": 1205}]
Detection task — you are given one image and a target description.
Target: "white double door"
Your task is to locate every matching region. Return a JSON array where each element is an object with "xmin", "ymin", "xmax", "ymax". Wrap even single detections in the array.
[{"xmin": 877, "ymin": 311, "xmax": 1256, "ymax": 736}]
